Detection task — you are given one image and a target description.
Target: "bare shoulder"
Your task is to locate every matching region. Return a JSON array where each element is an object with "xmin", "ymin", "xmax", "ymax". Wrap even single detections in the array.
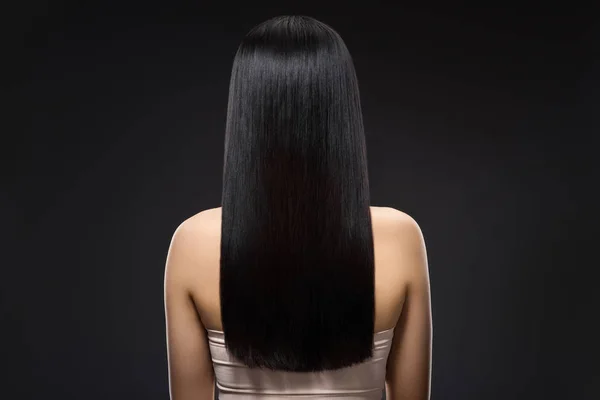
[
  {"xmin": 172, "ymin": 207, "xmax": 221, "ymax": 239},
  {"xmin": 165, "ymin": 208, "xmax": 221, "ymax": 281},
  {"xmin": 373, "ymin": 207, "xmax": 428, "ymax": 279},
  {"xmin": 372, "ymin": 207, "xmax": 423, "ymax": 237}
]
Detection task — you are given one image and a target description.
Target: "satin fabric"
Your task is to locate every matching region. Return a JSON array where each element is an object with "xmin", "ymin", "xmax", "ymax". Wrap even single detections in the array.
[{"xmin": 206, "ymin": 327, "xmax": 395, "ymax": 399}]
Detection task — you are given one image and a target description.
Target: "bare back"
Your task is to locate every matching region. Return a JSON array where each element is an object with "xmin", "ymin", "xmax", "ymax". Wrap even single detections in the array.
[{"xmin": 186, "ymin": 206, "xmax": 409, "ymax": 333}]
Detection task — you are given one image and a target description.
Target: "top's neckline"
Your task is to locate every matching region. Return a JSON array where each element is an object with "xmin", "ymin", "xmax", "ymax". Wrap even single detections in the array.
[{"xmin": 206, "ymin": 327, "xmax": 395, "ymax": 335}]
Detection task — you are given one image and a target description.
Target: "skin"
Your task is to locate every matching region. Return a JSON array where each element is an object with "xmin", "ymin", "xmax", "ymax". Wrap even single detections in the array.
[{"xmin": 164, "ymin": 205, "xmax": 432, "ymax": 400}]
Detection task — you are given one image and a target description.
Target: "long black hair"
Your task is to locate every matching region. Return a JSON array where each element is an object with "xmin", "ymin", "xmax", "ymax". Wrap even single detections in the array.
[{"xmin": 220, "ymin": 15, "xmax": 374, "ymax": 372}]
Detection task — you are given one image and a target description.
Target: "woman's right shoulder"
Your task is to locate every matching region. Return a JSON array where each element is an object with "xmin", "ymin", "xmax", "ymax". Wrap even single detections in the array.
[
  {"xmin": 372, "ymin": 206, "xmax": 427, "ymax": 275},
  {"xmin": 372, "ymin": 206, "xmax": 422, "ymax": 234}
]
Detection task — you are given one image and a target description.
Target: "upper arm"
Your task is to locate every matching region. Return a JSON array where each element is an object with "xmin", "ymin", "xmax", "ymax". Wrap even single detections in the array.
[
  {"xmin": 385, "ymin": 211, "xmax": 432, "ymax": 400},
  {"xmin": 164, "ymin": 218, "xmax": 215, "ymax": 400}
]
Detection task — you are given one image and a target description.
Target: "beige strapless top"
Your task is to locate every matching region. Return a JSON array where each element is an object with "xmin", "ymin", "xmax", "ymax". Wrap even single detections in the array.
[{"xmin": 206, "ymin": 327, "xmax": 395, "ymax": 399}]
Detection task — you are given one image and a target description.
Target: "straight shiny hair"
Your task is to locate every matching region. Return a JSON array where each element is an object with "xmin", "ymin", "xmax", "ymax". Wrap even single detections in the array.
[{"xmin": 220, "ymin": 15, "xmax": 374, "ymax": 372}]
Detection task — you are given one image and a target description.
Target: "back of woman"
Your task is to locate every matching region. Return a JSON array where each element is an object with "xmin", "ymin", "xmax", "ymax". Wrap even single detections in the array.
[{"xmin": 164, "ymin": 15, "xmax": 432, "ymax": 400}]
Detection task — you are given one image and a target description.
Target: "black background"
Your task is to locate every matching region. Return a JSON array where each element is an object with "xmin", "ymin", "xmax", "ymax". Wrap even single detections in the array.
[{"xmin": 4, "ymin": 2, "xmax": 598, "ymax": 399}]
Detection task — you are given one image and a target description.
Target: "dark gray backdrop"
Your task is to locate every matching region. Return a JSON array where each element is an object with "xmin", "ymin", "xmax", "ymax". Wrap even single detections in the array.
[{"xmin": 4, "ymin": 2, "xmax": 598, "ymax": 399}]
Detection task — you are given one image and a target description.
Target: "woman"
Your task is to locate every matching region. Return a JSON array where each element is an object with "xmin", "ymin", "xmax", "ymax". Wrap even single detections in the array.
[{"xmin": 164, "ymin": 15, "xmax": 432, "ymax": 400}]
